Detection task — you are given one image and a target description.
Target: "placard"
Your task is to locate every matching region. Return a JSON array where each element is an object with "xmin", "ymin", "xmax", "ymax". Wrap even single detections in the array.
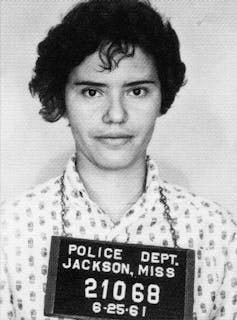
[{"xmin": 45, "ymin": 236, "xmax": 195, "ymax": 319}]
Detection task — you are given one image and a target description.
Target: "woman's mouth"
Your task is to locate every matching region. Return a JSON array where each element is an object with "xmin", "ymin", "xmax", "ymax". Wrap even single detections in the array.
[{"xmin": 96, "ymin": 135, "xmax": 134, "ymax": 147}]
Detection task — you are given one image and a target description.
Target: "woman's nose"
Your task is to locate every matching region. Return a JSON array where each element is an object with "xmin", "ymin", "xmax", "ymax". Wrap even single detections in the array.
[{"xmin": 102, "ymin": 94, "xmax": 128, "ymax": 124}]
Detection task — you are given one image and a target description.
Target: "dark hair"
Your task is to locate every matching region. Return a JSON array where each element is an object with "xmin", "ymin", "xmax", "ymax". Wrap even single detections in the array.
[{"xmin": 29, "ymin": 0, "xmax": 186, "ymax": 122}]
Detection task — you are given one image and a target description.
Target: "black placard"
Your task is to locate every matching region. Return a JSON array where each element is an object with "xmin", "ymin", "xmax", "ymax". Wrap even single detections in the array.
[{"xmin": 45, "ymin": 236, "xmax": 195, "ymax": 320}]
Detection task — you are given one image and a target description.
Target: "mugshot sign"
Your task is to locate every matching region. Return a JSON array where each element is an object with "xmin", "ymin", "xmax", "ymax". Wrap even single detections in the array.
[{"xmin": 45, "ymin": 236, "xmax": 195, "ymax": 320}]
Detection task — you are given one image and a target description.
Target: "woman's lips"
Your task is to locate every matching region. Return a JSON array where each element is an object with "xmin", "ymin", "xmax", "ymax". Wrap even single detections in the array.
[{"xmin": 96, "ymin": 135, "xmax": 133, "ymax": 147}]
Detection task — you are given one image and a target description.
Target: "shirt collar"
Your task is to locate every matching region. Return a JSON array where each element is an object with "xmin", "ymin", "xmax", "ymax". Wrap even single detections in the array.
[{"xmin": 64, "ymin": 154, "xmax": 161, "ymax": 213}]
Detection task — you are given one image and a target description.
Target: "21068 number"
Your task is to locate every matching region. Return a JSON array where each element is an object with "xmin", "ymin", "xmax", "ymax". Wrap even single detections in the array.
[{"xmin": 85, "ymin": 278, "xmax": 160, "ymax": 304}]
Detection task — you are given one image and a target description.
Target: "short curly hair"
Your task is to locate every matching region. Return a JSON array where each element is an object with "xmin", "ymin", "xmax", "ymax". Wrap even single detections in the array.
[{"xmin": 29, "ymin": 0, "xmax": 186, "ymax": 122}]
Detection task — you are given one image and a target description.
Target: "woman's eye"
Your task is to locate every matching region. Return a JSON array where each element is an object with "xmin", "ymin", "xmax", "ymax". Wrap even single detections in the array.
[
  {"xmin": 82, "ymin": 88, "xmax": 101, "ymax": 97},
  {"xmin": 129, "ymin": 88, "xmax": 148, "ymax": 97}
]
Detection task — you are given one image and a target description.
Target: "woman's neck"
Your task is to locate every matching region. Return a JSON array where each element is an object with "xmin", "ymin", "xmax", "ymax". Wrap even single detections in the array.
[{"xmin": 76, "ymin": 156, "xmax": 147, "ymax": 223}]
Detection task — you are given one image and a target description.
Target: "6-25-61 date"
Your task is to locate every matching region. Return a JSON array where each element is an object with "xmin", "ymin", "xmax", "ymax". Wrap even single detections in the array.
[
  {"xmin": 85, "ymin": 277, "xmax": 161, "ymax": 318},
  {"xmin": 92, "ymin": 302, "xmax": 147, "ymax": 317}
]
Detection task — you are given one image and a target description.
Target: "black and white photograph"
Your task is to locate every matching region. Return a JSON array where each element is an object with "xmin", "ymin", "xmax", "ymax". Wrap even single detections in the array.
[{"xmin": 1, "ymin": 1, "xmax": 237, "ymax": 319}]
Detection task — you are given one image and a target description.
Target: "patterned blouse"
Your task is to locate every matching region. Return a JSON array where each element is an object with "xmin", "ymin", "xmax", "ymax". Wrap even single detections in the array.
[{"xmin": 0, "ymin": 155, "xmax": 236, "ymax": 320}]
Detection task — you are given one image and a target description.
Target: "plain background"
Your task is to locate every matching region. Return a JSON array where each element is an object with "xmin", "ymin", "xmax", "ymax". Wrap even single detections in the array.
[{"xmin": 1, "ymin": 0, "xmax": 237, "ymax": 218}]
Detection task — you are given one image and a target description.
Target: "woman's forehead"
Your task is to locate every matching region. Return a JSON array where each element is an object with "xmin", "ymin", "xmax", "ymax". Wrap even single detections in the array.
[{"xmin": 68, "ymin": 46, "xmax": 158, "ymax": 83}]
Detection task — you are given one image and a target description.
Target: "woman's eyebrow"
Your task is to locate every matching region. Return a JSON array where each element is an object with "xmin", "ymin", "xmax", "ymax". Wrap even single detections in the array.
[
  {"xmin": 73, "ymin": 81, "xmax": 107, "ymax": 87},
  {"xmin": 73, "ymin": 80, "xmax": 158, "ymax": 87},
  {"xmin": 123, "ymin": 80, "xmax": 157, "ymax": 87}
]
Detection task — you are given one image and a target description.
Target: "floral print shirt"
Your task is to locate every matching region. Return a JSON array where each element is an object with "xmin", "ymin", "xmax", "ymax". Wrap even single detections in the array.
[{"xmin": 0, "ymin": 155, "xmax": 236, "ymax": 320}]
